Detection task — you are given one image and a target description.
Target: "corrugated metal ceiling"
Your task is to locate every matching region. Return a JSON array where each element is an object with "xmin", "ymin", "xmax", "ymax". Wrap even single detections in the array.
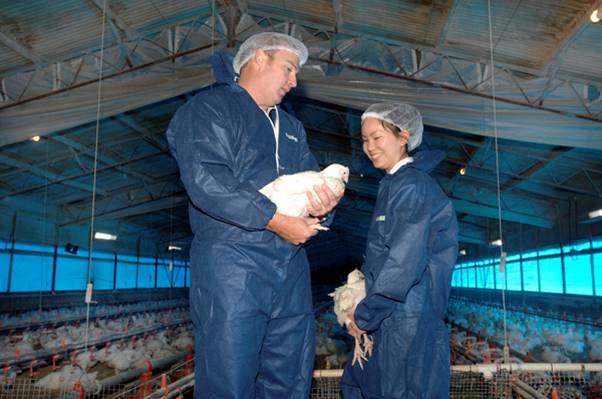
[{"xmin": 0, "ymin": 0, "xmax": 600, "ymax": 265}]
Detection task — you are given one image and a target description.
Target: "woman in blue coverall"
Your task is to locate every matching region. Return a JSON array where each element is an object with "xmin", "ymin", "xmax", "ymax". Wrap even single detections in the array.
[{"xmin": 341, "ymin": 103, "xmax": 458, "ymax": 398}]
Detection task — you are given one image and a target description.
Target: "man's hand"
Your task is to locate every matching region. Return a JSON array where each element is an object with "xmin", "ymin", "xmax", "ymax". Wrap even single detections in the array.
[
  {"xmin": 266, "ymin": 213, "xmax": 320, "ymax": 245},
  {"xmin": 306, "ymin": 183, "xmax": 344, "ymax": 218}
]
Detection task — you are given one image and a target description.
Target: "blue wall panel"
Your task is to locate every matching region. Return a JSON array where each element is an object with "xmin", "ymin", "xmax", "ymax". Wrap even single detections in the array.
[
  {"xmin": 0, "ymin": 253, "xmax": 9, "ymax": 292},
  {"xmin": 55, "ymin": 257, "xmax": 88, "ymax": 291},
  {"xmin": 173, "ymin": 267, "xmax": 185, "ymax": 287},
  {"xmin": 116, "ymin": 262, "xmax": 137, "ymax": 289},
  {"xmin": 92, "ymin": 259, "xmax": 115, "ymax": 290},
  {"xmin": 505, "ymin": 262, "xmax": 522, "ymax": 291},
  {"xmin": 536, "ymin": 257, "xmax": 563, "ymax": 294},
  {"xmin": 138, "ymin": 264, "xmax": 155, "ymax": 288},
  {"xmin": 156, "ymin": 262, "xmax": 172, "ymax": 288},
  {"xmin": 522, "ymin": 259, "xmax": 539, "ymax": 292},
  {"xmin": 11, "ymin": 254, "xmax": 53, "ymax": 292}
]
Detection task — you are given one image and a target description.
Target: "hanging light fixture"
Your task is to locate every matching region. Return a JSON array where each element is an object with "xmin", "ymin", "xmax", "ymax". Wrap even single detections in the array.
[
  {"xmin": 591, "ymin": 6, "xmax": 601, "ymax": 23},
  {"xmin": 589, "ymin": 208, "xmax": 602, "ymax": 219},
  {"xmin": 94, "ymin": 231, "xmax": 117, "ymax": 240}
]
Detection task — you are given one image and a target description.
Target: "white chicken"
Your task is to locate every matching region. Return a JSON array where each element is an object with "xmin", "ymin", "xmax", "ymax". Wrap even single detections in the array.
[
  {"xmin": 34, "ymin": 365, "xmax": 99, "ymax": 393},
  {"xmin": 259, "ymin": 163, "xmax": 349, "ymax": 230},
  {"xmin": 329, "ymin": 269, "xmax": 373, "ymax": 368}
]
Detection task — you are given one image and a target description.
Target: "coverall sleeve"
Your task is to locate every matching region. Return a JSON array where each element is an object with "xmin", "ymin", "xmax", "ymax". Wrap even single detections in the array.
[
  {"xmin": 167, "ymin": 100, "xmax": 277, "ymax": 231},
  {"xmin": 354, "ymin": 181, "xmax": 430, "ymax": 332}
]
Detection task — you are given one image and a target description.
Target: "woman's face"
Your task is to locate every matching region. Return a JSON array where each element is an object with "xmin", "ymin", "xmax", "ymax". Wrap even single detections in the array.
[{"xmin": 361, "ymin": 117, "xmax": 409, "ymax": 172}]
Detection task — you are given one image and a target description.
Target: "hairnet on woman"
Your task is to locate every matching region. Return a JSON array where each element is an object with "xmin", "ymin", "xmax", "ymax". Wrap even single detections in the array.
[{"xmin": 341, "ymin": 102, "xmax": 458, "ymax": 398}]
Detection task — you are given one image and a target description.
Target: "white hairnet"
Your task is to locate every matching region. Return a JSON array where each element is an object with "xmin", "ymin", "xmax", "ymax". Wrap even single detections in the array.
[
  {"xmin": 233, "ymin": 32, "xmax": 308, "ymax": 74},
  {"xmin": 361, "ymin": 102, "xmax": 423, "ymax": 151}
]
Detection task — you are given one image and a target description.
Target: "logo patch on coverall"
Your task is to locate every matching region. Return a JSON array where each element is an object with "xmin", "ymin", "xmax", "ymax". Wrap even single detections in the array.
[
  {"xmin": 375, "ymin": 215, "xmax": 386, "ymax": 222},
  {"xmin": 285, "ymin": 133, "xmax": 298, "ymax": 142}
]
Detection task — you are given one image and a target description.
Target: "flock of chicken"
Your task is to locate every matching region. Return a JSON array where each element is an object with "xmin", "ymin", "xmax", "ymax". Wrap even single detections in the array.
[
  {"xmin": 447, "ymin": 298, "xmax": 602, "ymax": 364},
  {"xmin": 2, "ymin": 257, "xmax": 600, "ymax": 396},
  {"xmin": 0, "ymin": 298, "xmax": 187, "ymax": 329},
  {"xmin": 0, "ymin": 307, "xmax": 189, "ymax": 362},
  {"xmin": 32, "ymin": 325, "xmax": 193, "ymax": 393},
  {"xmin": 0, "ymin": 299, "xmax": 192, "ymax": 393}
]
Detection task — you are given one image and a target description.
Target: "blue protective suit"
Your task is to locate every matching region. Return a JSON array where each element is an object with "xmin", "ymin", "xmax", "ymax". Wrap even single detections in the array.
[
  {"xmin": 341, "ymin": 151, "xmax": 458, "ymax": 399},
  {"xmin": 166, "ymin": 51, "xmax": 320, "ymax": 398}
]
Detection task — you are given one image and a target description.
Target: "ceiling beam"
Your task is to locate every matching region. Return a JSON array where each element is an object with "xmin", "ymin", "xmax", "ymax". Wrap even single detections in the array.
[
  {"xmin": 0, "ymin": 41, "xmax": 217, "ymax": 112},
  {"xmin": 116, "ymin": 115, "xmax": 169, "ymax": 152},
  {"xmin": 453, "ymin": 199, "xmax": 553, "ymax": 229},
  {"xmin": 0, "ymin": 153, "xmax": 108, "ymax": 197},
  {"xmin": 60, "ymin": 193, "xmax": 188, "ymax": 226},
  {"xmin": 434, "ymin": 0, "xmax": 459, "ymax": 49},
  {"xmin": 499, "ymin": 146, "xmax": 571, "ymax": 193},
  {"xmin": 86, "ymin": 0, "xmax": 136, "ymax": 41},
  {"xmin": 246, "ymin": 8, "xmax": 601, "ymax": 85},
  {"xmin": 444, "ymin": 154, "xmax": 600, "ymax": 199},
  {"xmin": 541, "ymin": 2, "xmax": 599, "ymax": 73},
  {"xmin": 59, "ymin": 171, "xmax": 180, "ymax": 208},
  {"xmin": 221, "ymin": 0, "xmax": 246, "ymax": 47},
  {"xmin": 0, "ymin": 30, "xmax": 43, "ymax": 64},
  {"xmin": 0, "ymin": 150, "xmax": 167, "ymax": 200},
  {"xmin": 309, "ymin": 55, "xmax": 601, "ymax": 124},
  {"xmin": 49, "ymin": 135, "xmax": 156, "ymax": 184},
  {"xmin": 0, "ymin": 128, "xmax": 166, "ymax": 181}
]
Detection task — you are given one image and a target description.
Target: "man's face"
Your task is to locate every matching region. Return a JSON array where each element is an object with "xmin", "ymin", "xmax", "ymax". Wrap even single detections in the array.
[{"xmin": 258, "ymin": 49, "xmax": 300, "ymax": 106}]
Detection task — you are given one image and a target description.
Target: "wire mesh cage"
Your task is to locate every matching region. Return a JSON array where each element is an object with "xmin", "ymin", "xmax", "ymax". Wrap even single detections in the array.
[
  {"xmin": 311, "ymin": 376, "xmax": 342, "ymax": 399},
  {"xmin": 0, "ymin": 355, "xmax": 193, "ymax": 399},
  {"xmin": 3, "ymin": 363, "xmax": 601, "ymax": 398},
  {"xmin": 0, "ymin": 381, "xmax": 128, "ymax": 399},
  {"xmin": 308, "ymin": 365, "xmax": 602, "ymax": 399}
]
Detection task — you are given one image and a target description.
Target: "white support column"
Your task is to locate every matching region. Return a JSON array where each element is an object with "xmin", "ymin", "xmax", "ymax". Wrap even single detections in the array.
[{"xmin": 52, "ymin": 62, "xmax": 62, "ymax": 90}]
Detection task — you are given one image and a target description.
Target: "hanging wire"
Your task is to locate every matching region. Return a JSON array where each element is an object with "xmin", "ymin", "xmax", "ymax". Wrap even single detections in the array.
[
  {"xmin": 84, "ymin": 0, "xmax": 108, "ymax": 352},
  {"xmin": 168, "ymin": 187, "xmax": 175, "ymax": 298},
  {"xmin": 211, "ymin": 0, "xmax": 216, "ymax": 56},
  {"xmin": 210, "ymin": 0, "xmax": 216, "ymax": 92},
  {"xmin": 39, "ymin": 135, "xmax": 51, "ymax": 311},
  {"xmin": 487, "ymin": 0, "xmax": 510, "ymax": 364}
]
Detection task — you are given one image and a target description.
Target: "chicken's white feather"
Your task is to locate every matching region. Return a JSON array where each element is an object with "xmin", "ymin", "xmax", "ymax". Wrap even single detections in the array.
[
  {"xmin": 259, "ymin": 164, "xmax": 349, "ymax": 218},
  {"xmin": 329, "ymin": 269, "xmax": 373, "ymax": 368},
  {"xmin": 329, "ymin": 269, "xmax": 366, "ymax": 326}
]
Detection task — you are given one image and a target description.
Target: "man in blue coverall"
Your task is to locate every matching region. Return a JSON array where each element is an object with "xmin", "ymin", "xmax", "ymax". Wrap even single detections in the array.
[{"xmin": 166, "ymin": 32, "xmax": 343, "ymax": 398}]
